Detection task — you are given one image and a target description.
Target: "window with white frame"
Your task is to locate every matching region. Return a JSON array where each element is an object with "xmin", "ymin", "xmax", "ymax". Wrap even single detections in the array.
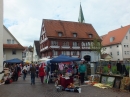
[
  {"xmin": 124, "ymin": 51, "xmax": 126, "ymax": 55},
  {"xmin": 40, "ymin": 37, "xmax": 42, "ymax": 41},
  {"xmin": 88, "ymin": 42, "xmax": 90, "ymax": 47},
  {"xmin": 12, "ymin": 40, "xmax": 14, "ymax": 44},
  {"xmin": 12, "ymin": 50, "xmax": 16, "ymax": 55},
  {"xmin": 86, "ymin": 42, "xmax": 88, "ymax": 46},
  {"xmin": 127, "ymin": 45, "xmax": 128, "ymax": 47},
  {"xmin": 7, "ymin": 39, "xmax": 11, "ymax": 44},
  {"xmin": 63, "ymin": 42, "xmax": 69, "ymax": 46},
  {"xmin": 73, "ymin": 51, "xmax": 77, "ymax": 55},
  {"xmin": 73, "ymin": 42, "xmax": 79, "ymax": 46},
  {"xmin": 51, "ymin": 41, "xmax": 58, "ymax": 46},
  {"xmin": 73, "ymin": 33, "xmax": 77, "ymax": 37},
  {"xmin": 62, "ymin": 51, "xmax": 67, "ymax": 55},
  {"xmin": 110, "ymin": 37, "xmax": 115, "ymax": 42},
  {"xmin": 91, "ymin": 42, "xmax": 93, "ymax": 47},
  {"xmin": 58, "ymin": 32, "xmax": 62, "ymax": 37},
  {"xmin": 117, "ymin": 51, "xmax": 119, "ymax": 55},
  {"xmin": 43, "ymin": 35, "xmax": 44, "ymax": 40},
  {"xmin": 110, "ymin": 52, "xmax": 112, "ymax": 55},
  {"xmin": 88, "ymin": 34, "xmax": 92, "ymax": 38},
  {"xmin": 82, "ymin": 42, "xmax": 85, "ymax": 46},
  {"xmin": 127, "ymin": 51, "xmax": 129, "ymax": 55},
  {"xmin": 44, "ymin": 33, "xmax": 46, "ymax": 38},
  {"xmin": 126, "ymin": 36, "xmax": 128, "ymax": 39},
  {"xmin": 124, "ymin": 45, "xmax": 126, "ymax": 47},
  {"xmin": 53, "ymin": 51, "xmax": 58, "ymax": 56}
]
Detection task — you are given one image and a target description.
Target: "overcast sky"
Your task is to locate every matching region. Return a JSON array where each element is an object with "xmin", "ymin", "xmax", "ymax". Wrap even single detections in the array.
[{"xmin": 4, "ymin": 0, "xmax": 130, "ymax": 46}]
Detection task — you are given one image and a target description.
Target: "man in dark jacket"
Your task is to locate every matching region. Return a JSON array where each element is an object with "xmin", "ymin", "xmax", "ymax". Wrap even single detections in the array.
[
  {"xmin": 30, "ymin": 64, "xmax": 36, "ymax": 85},
  {"xmin": 14, "ymin": 64, "xmax": 21, "ymax": 81}
]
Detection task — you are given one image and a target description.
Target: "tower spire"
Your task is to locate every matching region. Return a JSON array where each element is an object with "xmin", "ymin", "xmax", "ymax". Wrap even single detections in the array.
[{"xmin": 78, "ymin": 2, "xmax": 85, "ymax": 23}]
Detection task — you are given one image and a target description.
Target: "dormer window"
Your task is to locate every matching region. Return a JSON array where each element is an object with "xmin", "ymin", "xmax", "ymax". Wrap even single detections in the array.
[
  {"xmin": 88, "ymin": 34, "xmax": 93, "ymax": 38},
  {"xmin": 58, "ymin": 32, "xmax": 62, "ymax": 37},
  {"xmin": 110, "ymin": 37, "xmax": 115, "ymax": 42},
  {"xmin": 73, "ymin": 33, "xmax": 77, "ymax": 37}
]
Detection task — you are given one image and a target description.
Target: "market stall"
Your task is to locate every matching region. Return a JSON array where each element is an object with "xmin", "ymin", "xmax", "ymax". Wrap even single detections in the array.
[
  {"xmin": 4, "ymin": 58, "xmax": 23, "ymax": 64},
  {"xmin": 84, "ymin": 60, "xmax": 130, "ymax": 92},
  {"xmin": 48, "ymin": 55, "xmax": 81, "ymax": 92}
]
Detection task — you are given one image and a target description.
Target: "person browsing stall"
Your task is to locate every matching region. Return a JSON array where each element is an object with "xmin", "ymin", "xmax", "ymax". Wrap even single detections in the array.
[
  {"xmin": 58, "ymin": 62, "xmax": 64, "ymax": 74},
  {"xmin": 78, "ymin": 61, "xmax": 86, "ymax": 85}
]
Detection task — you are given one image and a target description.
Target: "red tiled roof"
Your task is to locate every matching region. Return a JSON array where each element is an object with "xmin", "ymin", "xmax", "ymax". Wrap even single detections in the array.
[
  {"xmin": 3, "ymin": 44, "xmax": 24, "ymax": 50},
  {"xmin": 102, "ymin": 25, "xmax": 130, "ymax": 46},
  {"xmin": 100, "ymin": 34, "xmax": 107, "ymax": 40},
  {"xmin": 43, "ymin": 19, "xmax": 101, "ymax": 40}
]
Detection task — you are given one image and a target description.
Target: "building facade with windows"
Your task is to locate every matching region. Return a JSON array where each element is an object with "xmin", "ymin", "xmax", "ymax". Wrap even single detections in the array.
[
  {"xmin": 32, "ymin": 41, "xmax": 41, "ymax": 63},
  {"xmin": 22, "ymin": 45, "xmax": 33, "ymax": 63},
  {"xmin": 3, "ymin": 26, "xmax": 24, "ymax": 61},
  {"xmin": 39, "ymin": 19, "xmax": 101, "ymax": 62},
  {"xmin": 101, "ymin": 25, "xmax": 130, "ymax": 61}
]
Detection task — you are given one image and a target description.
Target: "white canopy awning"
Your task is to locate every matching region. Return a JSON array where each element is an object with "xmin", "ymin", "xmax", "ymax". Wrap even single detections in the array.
[{"xmin": 39, "ymin": 58, "xmax": 51, "ymax": 62}]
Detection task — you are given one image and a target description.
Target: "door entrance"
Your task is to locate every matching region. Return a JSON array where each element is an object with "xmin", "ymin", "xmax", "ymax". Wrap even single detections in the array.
[{"xmin": 84, "ymin": 55, "xmax": 91, "ymax": 61}]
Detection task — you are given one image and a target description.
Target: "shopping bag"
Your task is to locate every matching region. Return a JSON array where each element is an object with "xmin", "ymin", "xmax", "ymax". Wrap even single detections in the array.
[{"xmin": 44, "ymin": 76, "xmax": 47, "ymax": 83}]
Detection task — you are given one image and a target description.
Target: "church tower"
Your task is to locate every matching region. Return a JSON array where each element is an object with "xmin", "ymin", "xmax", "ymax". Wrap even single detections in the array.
[{"xmin": 78, "ymin": 3, "xmax": 85, "ymax": 23}]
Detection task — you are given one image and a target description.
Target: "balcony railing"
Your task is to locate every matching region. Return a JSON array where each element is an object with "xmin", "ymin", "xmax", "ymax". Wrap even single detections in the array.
[
  {"xmin": 40, "ymin": 46, "xmax": 48, "ymax": 52},
  {"xmin": 40, "ymin": 37, "xmax": 48, "ymax": 44},
  {"xmin": 50, "ymin": 46, "xmax": 60, "ymax": 48},
  {"xmin": 61, "ymin": 46, "xmax": 70, "ymax": 49},
  {"xmin": 72, "ymin": 46, "xmax": 80, "ymax": 49},
  {"xmin": 82, "ymin": 46, "xmax": 90, "ymax": 49}
]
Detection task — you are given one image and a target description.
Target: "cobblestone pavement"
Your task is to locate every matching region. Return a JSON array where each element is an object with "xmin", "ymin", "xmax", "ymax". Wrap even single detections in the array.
[{"xmin": 0, "ymin": 75, "xmax": 130, "ymax": 97}]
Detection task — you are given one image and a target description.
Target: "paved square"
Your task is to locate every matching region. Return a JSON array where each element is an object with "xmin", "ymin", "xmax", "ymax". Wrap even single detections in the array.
[{"xmin": 0, "ymin": 75, "xmax": 130, "ymax": 97}]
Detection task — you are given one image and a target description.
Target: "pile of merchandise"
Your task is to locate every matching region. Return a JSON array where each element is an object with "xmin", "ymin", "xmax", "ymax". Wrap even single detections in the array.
[
  {"xmin": 85, "ymin": 75, "xmax": 100, "ymax": 85},
  {"xmin": 120, "ymin": 77, "xmax": 130, "ymax": 92},
  {"xmin": 0, "ymin": 68, "xmax": 13, "ymax": 85}
]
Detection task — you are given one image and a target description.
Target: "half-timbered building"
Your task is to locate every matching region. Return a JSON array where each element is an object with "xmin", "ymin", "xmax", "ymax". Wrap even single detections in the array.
[{"xmin": 39, "ymin": 19, "xmax": 101, "ymax": 62}]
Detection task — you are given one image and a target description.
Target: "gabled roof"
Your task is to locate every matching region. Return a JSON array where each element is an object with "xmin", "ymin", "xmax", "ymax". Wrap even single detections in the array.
[
  {"xmin": 102, "ymin": 25, "xmax": 130, "ymax": 46},
  {"xmin": 3, "ymin": 25, "xmax": 24, "ymax": 49},
  {"xmin": 3, "ymin": 44, "xmax": 24, "ymax": 50},
  {"xmin": 34, "ymin": 41, "xmax": 41, "ymax": 57},
  {"xmin": 3, "ymin": 25, "xmax": 21, "ymax": 45},
  {"xmin": 42, "ymin": 19, "xmax": 101, "ymax": 40},
  {"xmin": 100, "ymin": 34, "xmax": 107, "ymax": 40}
]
